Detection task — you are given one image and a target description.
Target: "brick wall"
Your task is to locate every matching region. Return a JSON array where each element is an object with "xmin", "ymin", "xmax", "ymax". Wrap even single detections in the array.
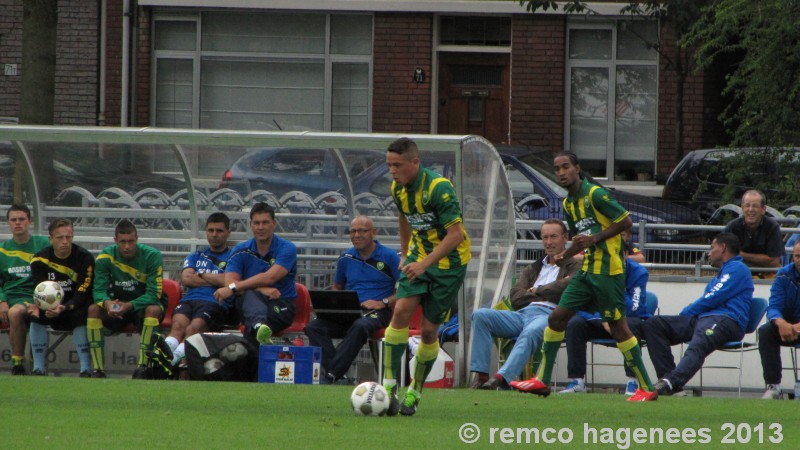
[
  {"xmin": 0, "ymin": 0, "xmax": 98, "ymax": 124},
  {"xmin": 134, "ymin": 7, "xmax": 151, "ymax": 126},
  {"xmin": 54, "ymin": 0, "xmax": 98, "ymax": 125},
  {"xmin": 509, "ymin": 14, "xmax": 566, "ymax": 152},
  {"xmin": 104, "ymin": 0, "xmax": 122, "ymax": 126},
  {"xmin": 372, "ymin": 13, "xmax": 433, "ymax": 134},
  {"xmin": 0, "ymin": 0, "xmax": 23, "ymax": 120}
]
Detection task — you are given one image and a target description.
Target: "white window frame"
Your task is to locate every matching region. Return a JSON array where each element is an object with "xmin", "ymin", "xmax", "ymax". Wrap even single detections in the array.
[{"xmin": 564, "ymin": 19, "xmax": 659, "ymax": 181}]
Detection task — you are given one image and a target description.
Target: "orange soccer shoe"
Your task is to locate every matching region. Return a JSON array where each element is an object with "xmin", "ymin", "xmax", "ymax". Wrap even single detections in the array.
[
  {"xmin": 627, "ymin": 388, "xmax": 658, "ymax": 402},
  {"xmin": 510, "ymin": 376, "xmax": 551, "ymax": 397}
]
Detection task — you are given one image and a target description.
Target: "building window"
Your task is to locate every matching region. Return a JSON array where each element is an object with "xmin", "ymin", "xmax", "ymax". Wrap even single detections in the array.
[
  {"xmin": 152, "ymin": 12, "xmax": 372, "ymax": 133},
  {"xmin": 566, "ymin": 20, "xmax": 658, "ymax": 180},
  {"xmin": 439, "ymin": 16, "xmax": 511, "ymax": 46}
]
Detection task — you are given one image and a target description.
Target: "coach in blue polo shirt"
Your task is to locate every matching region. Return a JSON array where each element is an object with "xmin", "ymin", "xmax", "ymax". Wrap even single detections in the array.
[
  {"xmin": 305, "ymin": 215, "xmax": 400, "ymax": 384},
  {"xmin": 214, "ymin": 202, "xmax": 297, "ymax": 349}
]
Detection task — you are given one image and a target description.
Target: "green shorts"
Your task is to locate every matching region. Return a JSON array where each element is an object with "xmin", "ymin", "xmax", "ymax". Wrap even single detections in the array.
[
  {"xmin": 396, "ymin": 265, "xmax": 467, "ymax": 325},
  {"xmin": 559, "ymin": 271, "xmax": 625, "ymax": 322}
]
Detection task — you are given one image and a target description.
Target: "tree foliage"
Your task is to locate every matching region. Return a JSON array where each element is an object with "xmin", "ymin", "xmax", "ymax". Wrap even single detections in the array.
[{"xmin": 684, "ymin": 0, "xmax": 800, "ymax": 148}]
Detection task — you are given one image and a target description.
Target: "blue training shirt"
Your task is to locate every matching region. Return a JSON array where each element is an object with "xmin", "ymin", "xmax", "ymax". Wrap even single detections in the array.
[
  {"xmin": 226, "ymin": 235, "xmax": 297, "ymax": 299},
  {"xmin": 334, "ymin": 240, "xmax": 401, "ymax": 304},
  {"xmin": 766, "ymin": 262, "xmax": 800, "ymax": 323},
  {"xmin": 181, "ymin": 247, "xmax": 234, "ymax": 309},
  {"xmin": 680, "ymin": 255, "xmax": 753, "ymax": 331}
]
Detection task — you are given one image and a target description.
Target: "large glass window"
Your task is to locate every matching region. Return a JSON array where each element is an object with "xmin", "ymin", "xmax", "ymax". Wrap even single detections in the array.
[
  {"xmin": 566, "ymin": 20, "xmax": 658, "ymax": 180},
  {"xmin": 152, "ymin": 12, "xmax": 372, "ymax": 134}
]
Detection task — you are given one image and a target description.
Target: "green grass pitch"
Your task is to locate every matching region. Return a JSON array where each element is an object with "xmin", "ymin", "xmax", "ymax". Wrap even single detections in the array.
[{"xmin": 2, "ymin": 376, "xmax": 798, "ymax": 449}]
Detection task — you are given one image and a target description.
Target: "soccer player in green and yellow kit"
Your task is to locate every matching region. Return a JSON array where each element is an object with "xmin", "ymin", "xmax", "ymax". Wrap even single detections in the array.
[
  {"xmin": 510, "ymin": 151, "xmax": 658, "ymax": 402},
  {"xmin": 382, "ymin": 137, "xmax": 471, "ymax": 416},
  {"xmin": 87, "ymin": 219, "xmax": 167, "ymax": 378},
  {"xmin": 0, "ymin": 204, "xmax": 50, "ymax": 375}
]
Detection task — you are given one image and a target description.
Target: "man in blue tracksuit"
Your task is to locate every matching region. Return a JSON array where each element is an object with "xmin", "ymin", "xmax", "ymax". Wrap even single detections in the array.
[
  {"xmin": 644, "ymin": 233, "xmax": 753, "ymax": 396},
  {"xmin": 758, "ymin": 240, "xmax": 800, "ymax": 399},
  {"xmin": 560, "ymin": 247, "xmax": 651, "ymax": 395}
]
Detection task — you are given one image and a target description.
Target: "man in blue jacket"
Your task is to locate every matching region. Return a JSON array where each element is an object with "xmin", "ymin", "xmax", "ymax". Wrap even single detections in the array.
[
  {"xmin": 758, "ymin": 241, "xmax": 800, "ymax": 399},
  {"xmin": 560, "ymin": 243, "xmax": 651, "ymax": 395},
  {"xmin": 644, "ymin": 233, "xmax": 753, "ymax": 396}
]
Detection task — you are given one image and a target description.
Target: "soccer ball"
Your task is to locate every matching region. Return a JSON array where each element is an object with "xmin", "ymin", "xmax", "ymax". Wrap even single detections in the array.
[
  {"xmin": 350, "ymin": 381, "xmax": 390, "ymax": 416},
  {"xmin": 34, "ymin": 281, "xmax": 64, "ymax": 310},
  {"xmin": 219, "ymin": 342, "xmax": 248, "ymax": 362},
  {"xmin": 203, "ymin": 358, "xmax": 225, "ymax": 375}
]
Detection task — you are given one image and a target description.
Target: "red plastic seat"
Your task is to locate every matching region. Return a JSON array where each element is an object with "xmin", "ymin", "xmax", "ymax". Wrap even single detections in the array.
[
  {"xmin": 159, "ymin": 278, "xmax": 182, "ymax": 330},
  {"xmin": 371, "ymin": 304, "xmax": 422, "ymax": 340},
  {"xmin": 275, "ymin": 282, "xmax": 312, "ymax": 338},
  {"xmin": 119, "ymin": 278, "xmax": 182, "ymax": 333}
]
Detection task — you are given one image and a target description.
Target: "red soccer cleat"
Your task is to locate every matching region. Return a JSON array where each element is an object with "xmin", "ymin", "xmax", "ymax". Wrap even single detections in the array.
[
  {"xmin": 627, "ymin": 388, "xmax": 658, "ymax": 402},
  {"xmin": 510, "ymin": 376, "xmax": 551, "ymax": 397}
]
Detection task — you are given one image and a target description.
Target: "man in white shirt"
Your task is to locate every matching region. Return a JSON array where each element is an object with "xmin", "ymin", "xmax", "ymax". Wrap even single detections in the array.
[{"xmin": 469, "ymin": 219, "xmax": 580, "ymax": 389}]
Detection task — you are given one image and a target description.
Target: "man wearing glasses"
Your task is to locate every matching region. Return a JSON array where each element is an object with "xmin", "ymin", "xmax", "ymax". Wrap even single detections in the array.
[{"xmin": 304, "ymin": 215, "xmax": 400, "ymax": 384}]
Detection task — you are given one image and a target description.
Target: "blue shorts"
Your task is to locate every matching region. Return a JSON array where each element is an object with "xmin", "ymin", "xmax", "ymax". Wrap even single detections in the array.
[{"xmin": 173, "ymin": 300, "xmax": 227, "ymax": 330}]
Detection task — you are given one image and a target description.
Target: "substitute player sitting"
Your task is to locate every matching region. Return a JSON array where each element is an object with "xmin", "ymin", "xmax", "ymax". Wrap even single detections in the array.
[
  {"xmin": 87, "ymin": 220, "xmax": 167, "ymax": 378},
  {"xmin": 165, "ymin": 212, "xmax": 234, "ymax": 366},
  {"xmin": 28, "ymin": 218, "xmax": 95, "ymax": 376}
]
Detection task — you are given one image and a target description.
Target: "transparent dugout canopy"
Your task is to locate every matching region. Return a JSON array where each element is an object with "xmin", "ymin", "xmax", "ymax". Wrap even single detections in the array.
[{"xmin": 0, "ymin": 125, "xmax": 516, "ymax": 383}]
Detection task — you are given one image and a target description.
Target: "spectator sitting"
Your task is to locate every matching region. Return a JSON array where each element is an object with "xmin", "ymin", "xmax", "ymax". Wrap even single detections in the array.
[
  {"xmin": 758, "ymin": 240, "xmax": 800, "ymax": 399},
  {"xmin": 644, "ymin": 232, "xmax": 754, "ymax": 396},
  {"xmin": 468, "ymin": 219, "xmax": 580, "ymax": 390}
]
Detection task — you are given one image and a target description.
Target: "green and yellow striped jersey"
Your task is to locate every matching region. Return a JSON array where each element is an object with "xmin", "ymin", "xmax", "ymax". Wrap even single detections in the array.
[
  {"xmin": 0, "ymin": 235, "xmax": 50, "ymax": 305},
  {"xmin": 391, "ymin": 166, "xmax": 471, "ymax": 269},
  {"xmin": 93, "ymin": 243, "xmax": 166, "ymax": 311},
  {"xmin": 562, "ymin": 178, "xmax": 628, "ymax": 275}
]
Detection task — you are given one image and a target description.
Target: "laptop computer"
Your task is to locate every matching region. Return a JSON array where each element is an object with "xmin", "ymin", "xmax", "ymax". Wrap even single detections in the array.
[{"xmin": 308, "ymin": 290, "xmax": 363, "ymax": 324}]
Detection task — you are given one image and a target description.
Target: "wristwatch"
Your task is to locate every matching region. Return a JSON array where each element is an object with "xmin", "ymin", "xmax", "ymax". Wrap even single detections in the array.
[
  {"xmin": 228, "ymin": 283, "xmax": 238, "ymax": 293},
  {"xmin": 382, "ymin": 298, "xmax": 390, "ymax": 307}
]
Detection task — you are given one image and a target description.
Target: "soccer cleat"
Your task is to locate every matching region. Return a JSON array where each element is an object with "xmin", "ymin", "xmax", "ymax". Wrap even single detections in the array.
[
  {"xmin": 510, "ymin": 376, "xmax": 551, "ymax": 397},
  {"xmin": 761, "ymin": 384, "xmax": 783, "ymax": 400},
  {"xmin": 400, "ymin": 389, "xmax": 421, "ymax": 416},
  {"xmin": 31, "ymin": 369, "xmax": 47, "ymax": 376},
  {"xmin": 90, "ymin": 369, "xmax": 107, "ymax": 378},
  {"xmin": 385, "ymin": 383, "xmax": 400, "ymax": 417},
  {"xmin": 470, "ymin": 372, "xmax": 490, "ymax": 389},
  {"xmin": 558, "ymin": 379, "xmax": 587, "ymax": 394},
  {"xmin": 653, "ymin": 379, "xmax": 671, "ymax": 396},
  {"xmin": 625, "ymin": 379, "xmax": 638, "ymax": 396},
  {"xmin": 627, "ymin": 388, "xmax": 658, "ymax": 402},
  {"xmin": 480, "ymin": 375, "xmax": 511, "ymax": 391},
  {"xmin": 256, "ymin": 324, "xmax": 273, "ymax": 345},
  {"xmin": 132, "ymin": 365, "xmax": 150, "ymax": 379},
  {"xmin": 79, "ymin": 371, "xmax": 92, "ymax": 378},
  {"xmin": 11, "ymin": 365, "xmax": 26, "ymax": 376}
]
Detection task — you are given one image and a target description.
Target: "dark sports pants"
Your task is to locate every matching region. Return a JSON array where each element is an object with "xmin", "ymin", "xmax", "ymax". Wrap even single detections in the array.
[
  {"xmin": 758, "ymin": 321, "xmax": 800, "ymax": 385},
  {"xmin": 644, "ymin": 314, "xmax": 742, "ymax": 389},
  {"xmin": 237, "ymin": 290, "xmax": 295, "ymax": 348},
  {"xmin": 305, "ymin": 308, "xmax": 392, "ymax": 379}
]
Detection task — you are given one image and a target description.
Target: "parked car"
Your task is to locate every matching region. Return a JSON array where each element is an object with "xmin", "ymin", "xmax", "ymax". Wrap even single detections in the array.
[
  {"xmin": 496, "ymin": 145, "xmax": 702, "ymax": 244},
  {"xmin": 662, "ymin": 147, "xmax": 800, "ymax": 222},
  {"xmin": 220, "ymin": 147, "xmax": 386, "ymax": 198}
]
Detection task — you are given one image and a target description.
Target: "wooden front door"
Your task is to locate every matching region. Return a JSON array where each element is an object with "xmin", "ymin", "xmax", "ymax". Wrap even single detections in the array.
[{"xmin": 437, "ymin": 53, "xmax": 510, "ymax": 144}]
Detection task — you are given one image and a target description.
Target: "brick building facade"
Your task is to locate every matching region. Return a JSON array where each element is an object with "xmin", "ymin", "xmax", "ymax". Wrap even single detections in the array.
[{"xmin": 0, "ymin": 0, "xmax": 726, "ymax": 180}]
